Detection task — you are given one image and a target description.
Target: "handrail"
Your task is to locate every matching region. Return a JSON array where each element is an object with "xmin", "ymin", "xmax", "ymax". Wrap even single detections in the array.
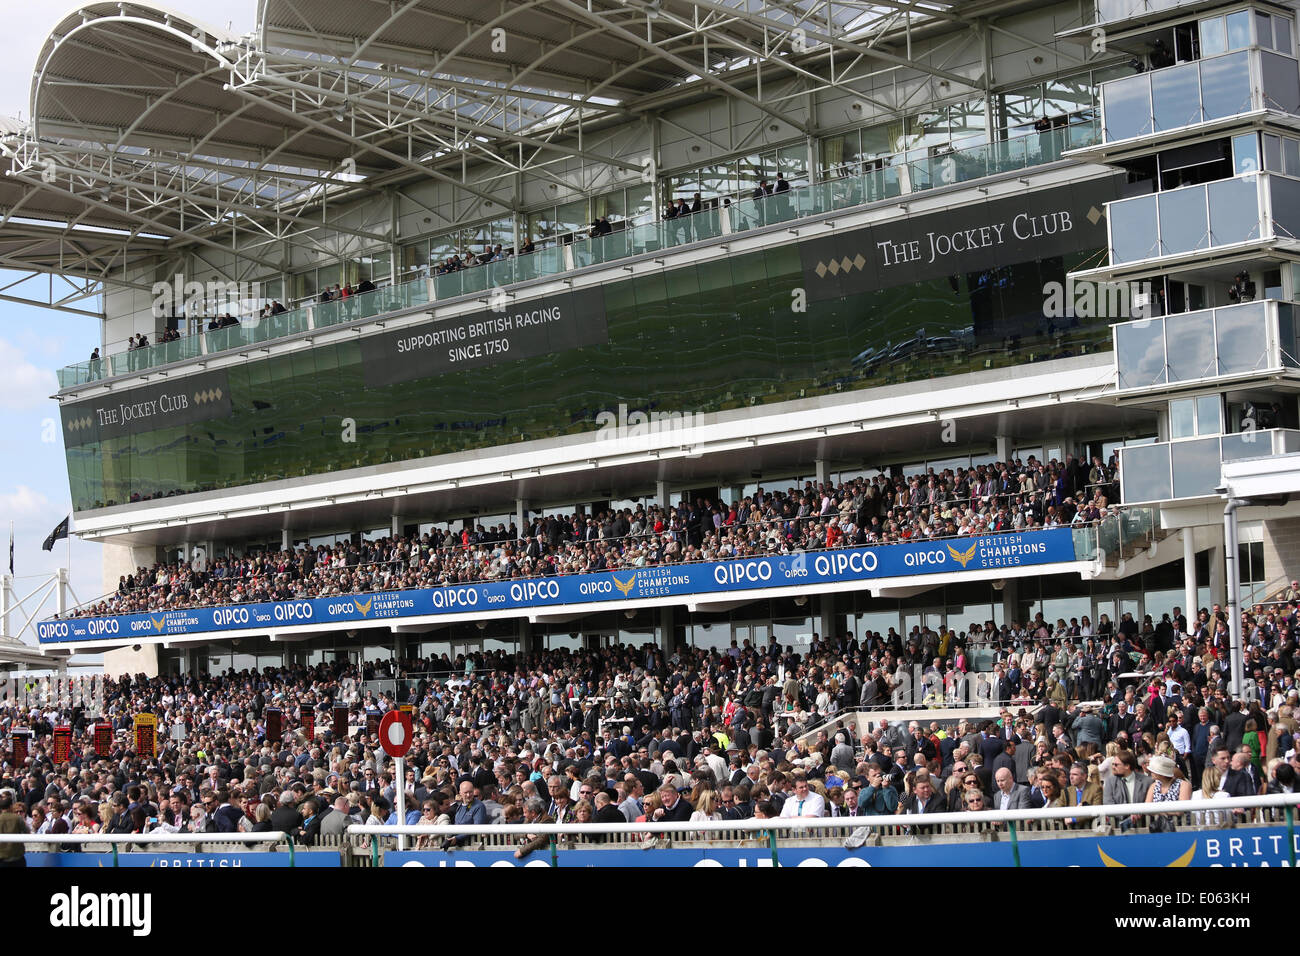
[
  {"xmin": 0, "ymin": 832, "xmax": 292, "ymax": 846},
  {"xmin": 346, "ymin": 793, "xmax": 1300, "ymax": 839}
]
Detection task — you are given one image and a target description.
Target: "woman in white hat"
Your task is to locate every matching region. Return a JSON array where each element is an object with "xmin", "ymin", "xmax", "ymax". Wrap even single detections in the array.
[{"xmin": 1144, "ymin": 753, "xmax": 1190, "ymax": 807}]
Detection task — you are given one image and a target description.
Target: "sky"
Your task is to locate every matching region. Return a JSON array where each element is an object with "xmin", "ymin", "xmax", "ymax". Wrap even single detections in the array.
[{"xmin": 0, "ymin": 0, "xmax": 256, "ymax": 658}]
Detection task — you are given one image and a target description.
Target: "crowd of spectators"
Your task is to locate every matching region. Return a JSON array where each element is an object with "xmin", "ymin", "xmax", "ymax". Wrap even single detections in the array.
[
  {"xmin": 3, "ymin": 595, "xmax": 1297, "ymax": 857},
  {"xmin": 69, "ymin": 455, "xmax": 1120, "ymax": 621}
]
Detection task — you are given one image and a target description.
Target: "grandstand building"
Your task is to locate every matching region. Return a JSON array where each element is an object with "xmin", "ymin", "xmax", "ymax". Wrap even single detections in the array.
[{"xmin": 6, "ymin": 0, "xmax": 1300, "ymax": 681}]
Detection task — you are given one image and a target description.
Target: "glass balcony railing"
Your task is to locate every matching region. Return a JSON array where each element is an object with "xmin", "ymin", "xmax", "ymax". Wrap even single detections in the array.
[
  {"xmin": 1101, "ymin": 48, "xmax": 1300, "ymax": 145},
  {"xmin": 1120, "ymin": 428, "xmax": 1300, "ymax": 503},
  {"xmin": 1113, "ymin": 299, "xmax": 1298, "ymax": 391},
  {"xmin": 1093, "ymin": 0, "xmax": 1195, "ymax": 26},
  {"xmin": 1106, "ymin": 170, "xmax": 1300, "ymax": 266},
  {"xmin": 106, "ymin": 336, "xmax": 203, "ymax": 377},
  {"xmin": 58, "ymin": 120, "xmax": 1099, "ymax": 391}
]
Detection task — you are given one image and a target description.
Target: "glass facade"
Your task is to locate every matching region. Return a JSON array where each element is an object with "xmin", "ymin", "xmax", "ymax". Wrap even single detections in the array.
[{"xmin": 65, "ymin": 233, "xmax": 1109, "ymax": 511}]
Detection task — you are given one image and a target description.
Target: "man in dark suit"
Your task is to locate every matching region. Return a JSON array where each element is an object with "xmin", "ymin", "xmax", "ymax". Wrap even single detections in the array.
[
  {"xmin": 897, "ymin": 772, "xmax": 946, "ymax": 815},
  {"xmin": 1224, "ymin": 703, "xmax": 1249, "ymax": 752},
  {"xmin": 270, "ymin": 792, "xmax": 301, "ymax": 835},
  {"xmin": 992, "ymin": 739, "xmax": 1018, "ymax": 779},
  {"xmin": 1108, "ymin": 700, "xmax": 1136, "ymax": 741},
  {"xmin": 211, "ymin": 789, "xmax": 244, "ymax": 832},
  {"xmin": 652, "ymin": 785, "xmax": 693, "ymax": 822}
]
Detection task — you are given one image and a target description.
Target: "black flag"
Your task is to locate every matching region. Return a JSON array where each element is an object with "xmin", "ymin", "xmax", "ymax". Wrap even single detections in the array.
[{"xmin": 42, "ymin": 516, "xmax": 69, "ymax": 552}]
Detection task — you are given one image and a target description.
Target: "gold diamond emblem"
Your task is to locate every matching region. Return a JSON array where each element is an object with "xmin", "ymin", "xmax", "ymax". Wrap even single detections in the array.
[
  {"xmin": 826, "ymin": 258, "xmax": 841, "ymax": 275},
  {"xmin": 1087, "ymin": 205, "xmax": 1103, "ymax": 225},
  {"xmin": 840, "ymin": 256, "xmax": 853, "ymax": 272},
  {"xmin": 853, "ymin": 253, "xmax": 867, "ymax": 270},
  {"xmin": 815, "ymin": 261, "xmax": 828, "ymax": 278}
]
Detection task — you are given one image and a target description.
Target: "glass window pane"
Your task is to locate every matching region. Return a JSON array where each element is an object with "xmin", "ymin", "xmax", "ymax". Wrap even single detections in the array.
[
  {"xmin": 1208, "ymin": 175, "xmax": 1261, "ymax": 245},
  {"xmin": 1158, "ymin": 187, "xmax": 1209, "ymax": 255},
  {"xmin": 1284, "ymin": 138, "xmax": 1300, "ymax": 177},
  {"xmin": 1164, "ymin": 310, "xmax": 1215, "ymax": 381},
  {"xmin": 1277, "ymin": 17, "xmax": 1294, "ymax": 55},
  {"xmin": 1233, "ymin": 132, "xmax": 1260, "ymax": 175},
  {"xmin": 1122, "ymin": 443, "xmax": 1173, "ymax": 502},
  {"xmin": 1200, "ymin": 52, "xmax": 1251, "ymax": 121},
  {"xmin": 1197, "ymin": 395, "xmax": 1222, "ymax": 435},
  {"xmin": 1264, "ymin": 134, "xmax": 1283, "ymax": 172},
  {"xmin": 1170, "ymin": 398, "xmax": 1196, "ymax": 438},
  {"xmin": 1111, "ymin": 193, "xmax": 1159, "ymax": 263},
  {"xmin": 1200, "ymin": 16, "xmax": 1227, "ymax": 57},
  {"xmin": 1171, "ymin": 437, "xmax": 1223, "ymax": 498},
  {"xmin": 1216, "ymin": 302, "xmax": 1268, "ymax": 373},
  {"xmin": 1257, "ymin": 12, "xmax": 1274, "ymax": 50},
  {"xmin": 1102, "ymin": 74, "xmax": 1152, "ymax": 141},
  {"xmin": 1227, "ymin": 10, "xmax": 1251, "ymax": 50},
  {"xmin": 1152, "ymin": 64, "xmax": 1203, "ymax": 131},
  {"xmin": 1115, "ymin": 318, "xmax": 1167, "ymax": 387}
]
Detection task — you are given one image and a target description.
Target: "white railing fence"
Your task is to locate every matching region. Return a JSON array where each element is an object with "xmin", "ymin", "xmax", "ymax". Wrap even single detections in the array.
[{"xmin": 347, "ymin": 793, "xmax": 1300, "ymax": 865}]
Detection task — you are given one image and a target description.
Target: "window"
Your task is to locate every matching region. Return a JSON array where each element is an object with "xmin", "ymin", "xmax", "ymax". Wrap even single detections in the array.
[
  {"xmin": 1200, "ymin": 16, "xmax": 1227, "ymax": 57},
  {"xmin": 1169, "ymin": 395, "xmax": 1222, "ymax": 437},
  {"xmin": 1227, "ymin": 10, "xmax": 1251, "ymax": 50}
]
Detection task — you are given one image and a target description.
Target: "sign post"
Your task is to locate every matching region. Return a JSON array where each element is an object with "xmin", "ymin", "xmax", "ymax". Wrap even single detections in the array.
[{"xmin": 378, "ymin": 710, "xmax": 413, "ymax": 852}]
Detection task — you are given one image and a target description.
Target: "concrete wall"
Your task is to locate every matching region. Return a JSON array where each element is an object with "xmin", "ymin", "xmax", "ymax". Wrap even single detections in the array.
[{"xmin": 1263, "ymin": 517, "xmax": 1300, "ymax": 593}]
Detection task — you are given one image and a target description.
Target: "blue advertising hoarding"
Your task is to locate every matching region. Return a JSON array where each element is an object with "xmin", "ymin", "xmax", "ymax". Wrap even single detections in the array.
[
  {"xmin": 384, "ymin": 826, "xmax": 1298, "ymax": 867},
  {"xmin": 38, "ymin": 528, "xmax": 1080, "ymax": 644},
  {"xmin": 25, "ymin": 851, "xmax": 339, "ymax": 867}
]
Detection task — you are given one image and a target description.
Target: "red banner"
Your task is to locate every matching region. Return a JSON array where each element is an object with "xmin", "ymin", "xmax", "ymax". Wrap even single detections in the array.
[
  {"xmin": 265, "ymin": 708, "xmax": 282, "ymax": 744},
  {"xmin": 93, "ymin": 723, "xmax": 112, "ymax": 756},
  {"xmin": 52, "ymin": 725, "xmax": 72, "ymax": 764},
  {"xmin": 299, "ymin": 710, "xmax": 314, "ymax": 741}
]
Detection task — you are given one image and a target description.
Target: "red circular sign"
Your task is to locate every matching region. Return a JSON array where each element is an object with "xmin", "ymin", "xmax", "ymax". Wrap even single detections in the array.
[{"xmin": 378, "ymin": 710, "xmax": 412, "ymax": 758}]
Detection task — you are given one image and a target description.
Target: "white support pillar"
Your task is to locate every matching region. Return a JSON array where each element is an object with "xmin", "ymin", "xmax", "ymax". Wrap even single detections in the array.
[
  {"xmin": 1209, "ymin": 528, "xmax": 1226, "ymax": 608},
  {"xmin": 281, "ymin": 528, "xmax": 291, "ymax": 551},
  {"xmin": 818, "ymin": 595, "xmax": 838, "ymax": 645},
  {"xmin": 656, "ymin": 480, "xmax": 669, "ymax": 509},
  {"xmin": 391, "ymin": 515, "xmax": 405, "ymax": 538},
  {"xmin": 515, "ymin": 498, "xmax": 528, "ymax": 539},
  {"xmin": 995, "ymin": 435, "xmax": 1011, "ymax": 463},
  {"xmin": 56, "ymin": 568, "xmax": 68, "ymax": 617},
  {"xmin": 0, "ymin": 573, "xmax": 11, "ymax": 639},
  {"xmin": 815, "ymin": 458, "xmax": 830, "ymax": 487},
  {"xmin": 1183, "ymin": 529, "xmax": 1198, "ymax": 624}
]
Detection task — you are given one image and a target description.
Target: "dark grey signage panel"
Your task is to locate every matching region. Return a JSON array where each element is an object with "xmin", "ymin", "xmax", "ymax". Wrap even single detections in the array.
[
  {"xmin": 799, "ymin": 175, "xmax": 1123, "ymax": 302},
  {"xmin": 61, "ymin": 368, "xmax": 233, "ymax": 447},
  {"xmin": 360, "ymin": 286, "xmax": 609, "ymax": 388}
]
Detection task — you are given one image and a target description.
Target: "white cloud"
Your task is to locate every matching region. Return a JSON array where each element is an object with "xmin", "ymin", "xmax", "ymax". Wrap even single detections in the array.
[
  {"xmin": 0, "ymin": 338, "xmax": 56, "ymax": 409},
  {"xmin": 0, "ymin": 484, "xmax": 51, "ymax": 515}
]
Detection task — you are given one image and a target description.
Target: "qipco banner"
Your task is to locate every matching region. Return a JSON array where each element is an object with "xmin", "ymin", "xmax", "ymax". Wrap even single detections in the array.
[
  {"xmin": 38, "ymin": 528, "xmax": 1079, "ymax": 644},
  {"xmin": 386, "ymin": 826, "xmax": 1299, "ymax": 868}
]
